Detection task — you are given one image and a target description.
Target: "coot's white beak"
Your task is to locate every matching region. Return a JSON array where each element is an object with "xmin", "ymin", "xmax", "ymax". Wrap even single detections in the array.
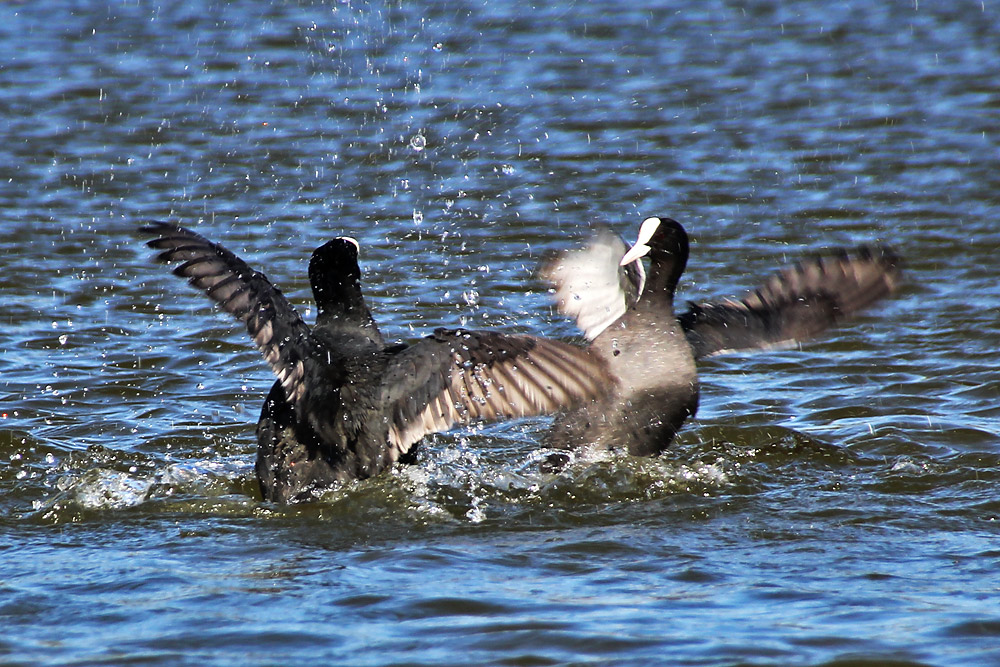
[
  {"xmin": 337, "ymin": 236, "xmax": 360, "ymax": 253},
  {"xmin": 619, "ymin": 216, "xmax": 661, "ymax": 266}
]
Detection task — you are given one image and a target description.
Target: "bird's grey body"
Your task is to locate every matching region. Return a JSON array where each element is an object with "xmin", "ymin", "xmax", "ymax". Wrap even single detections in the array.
[{"xmin": 540, "ymin": 216, "xmax": 900, "ymax": 458}]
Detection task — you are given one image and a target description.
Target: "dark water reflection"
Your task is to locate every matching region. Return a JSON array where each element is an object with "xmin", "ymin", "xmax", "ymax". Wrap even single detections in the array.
[{"xmin": 2, "ymin": 0, "xmax": 1000, "ymax": 665}]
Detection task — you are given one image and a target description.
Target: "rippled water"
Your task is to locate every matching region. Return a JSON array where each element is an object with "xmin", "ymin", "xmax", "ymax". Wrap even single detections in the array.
[{"xmin": 3, "ymin": 0, "xmax": 1000, "ymax": 665}]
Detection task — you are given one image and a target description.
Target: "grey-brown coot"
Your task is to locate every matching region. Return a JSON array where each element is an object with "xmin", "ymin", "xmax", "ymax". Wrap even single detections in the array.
[
  {"xmin": 540, "ymin": 216, "xmax": 901, "ymax": 457},
  {"xmin": 142, "ymin": 222, "xmax": 613, "ymax": 503}
]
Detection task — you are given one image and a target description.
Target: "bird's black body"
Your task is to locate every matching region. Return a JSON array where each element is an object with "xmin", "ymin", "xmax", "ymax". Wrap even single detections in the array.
[{"xmin": 142, "ymin": 224, "xmax": 612, "ymax": 503}]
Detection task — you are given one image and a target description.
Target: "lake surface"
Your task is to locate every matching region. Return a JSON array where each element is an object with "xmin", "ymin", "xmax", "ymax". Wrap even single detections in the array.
[{"xmin": 3, "ymin": 0, "xmax": 1000, "ymax": 665}]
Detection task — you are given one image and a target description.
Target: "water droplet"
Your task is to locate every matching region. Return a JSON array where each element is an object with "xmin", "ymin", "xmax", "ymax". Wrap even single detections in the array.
[
  {"xmin": 413, "ymin": 210, "xmax": 424, "ymax": 225},
  {"xmin": 58, "ymin": 334, "xmax": 68, "ymax": 345},
  {"xmin": 432, "ymin": 42, "xmax": 443, "ymax": 52},
  {"xmin": 409, "ymin": 133, "xmax": 426, "ymax": 151}
]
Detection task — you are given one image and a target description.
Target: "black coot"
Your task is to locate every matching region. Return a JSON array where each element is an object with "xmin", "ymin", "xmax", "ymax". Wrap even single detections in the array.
[{"xmin": 143, "ymin": 223, "xmax": 612, "ymax": 503}]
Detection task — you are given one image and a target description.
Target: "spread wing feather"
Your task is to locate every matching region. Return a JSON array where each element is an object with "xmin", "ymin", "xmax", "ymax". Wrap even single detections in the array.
[
  {"xmin": 140, "ymin": 222, "xmax": 316, "ymax": 404},
  {"xmin": 538, "ymin": 228, "xmax": 645, "ymax": 340},
  {"xmin": 380, "ymin": 328, "xmax": 613, "ymax": 459},
  {"xmin": 679, "ymin": 245, "xmax": 902, "ymax": 359}
]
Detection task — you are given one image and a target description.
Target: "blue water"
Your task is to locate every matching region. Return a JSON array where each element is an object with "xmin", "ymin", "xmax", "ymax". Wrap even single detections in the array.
[{"xmin": 3, "ymin": 1, "xmax": 1000, "ymax": 665}]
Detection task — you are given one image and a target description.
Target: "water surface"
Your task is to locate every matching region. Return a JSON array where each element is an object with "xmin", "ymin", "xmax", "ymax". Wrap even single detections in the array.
[{"xmin": 2, "ymin": 1, "xmax": 1000, "ymax": 665}]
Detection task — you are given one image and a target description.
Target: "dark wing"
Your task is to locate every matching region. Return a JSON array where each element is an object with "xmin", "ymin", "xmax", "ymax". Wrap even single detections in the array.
[
  {"xmin": 140, "ymin": 222, "xmax": 316, "ymax": 404},
  {"xmin": 679, "ymin": 245, "xmax": 902, "ymax": 359},
  {"xmin": 379, "ymin": 328, "xmax": 614, "ymax": 459},
  {"xmin": 538, "ymin": 228, "xmax": 645, "ymax": 340}
]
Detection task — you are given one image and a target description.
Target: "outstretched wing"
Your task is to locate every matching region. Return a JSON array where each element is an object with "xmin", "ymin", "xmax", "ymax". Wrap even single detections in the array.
[
  {"xmin": 379, "ymin": 328, "xmax": 614, "ymax": 459},
  {"xmin": 679, "ymin": 245, "xmax": 902, "ymax": 359},
  {"xmin": 538, "ymin": 228, "xmax": 645, "ymax": 340},
  {"xmin": 140, "ymin": 222, "xmax": 316, "ymax": 404}
]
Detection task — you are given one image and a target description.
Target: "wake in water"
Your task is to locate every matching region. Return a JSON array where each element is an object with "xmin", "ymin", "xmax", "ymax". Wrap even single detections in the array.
[{"xmin": 22, "ymin": 420, "xmax": 853, "ymax": 525}]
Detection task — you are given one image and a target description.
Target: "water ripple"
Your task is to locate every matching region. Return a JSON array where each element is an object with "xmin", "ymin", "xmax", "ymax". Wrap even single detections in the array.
[{"xmin": 2, "ymin": 0, "xmax": 1000, "ymax": 665}]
